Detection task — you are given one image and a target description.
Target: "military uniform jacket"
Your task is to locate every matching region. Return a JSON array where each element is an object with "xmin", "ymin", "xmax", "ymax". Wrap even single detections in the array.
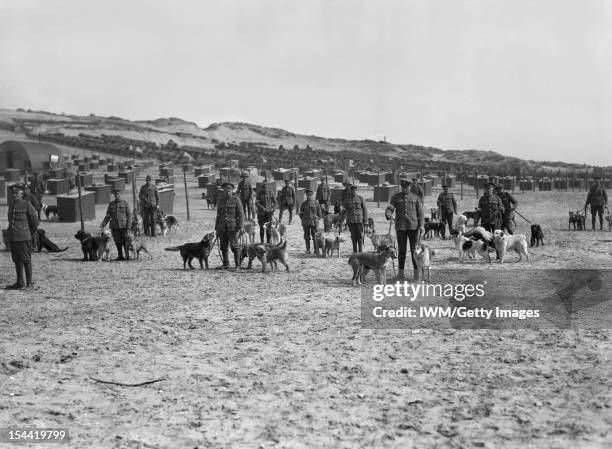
[
  {"xmin": 299, "ymin": 198, "xmax": 322, "ymax": 227},
  {"xmin": 411, "ymin": 184, "xmax": 424, "ymax": 200},
  {"xmin": 316, "ymin": 183, "xmax": 330, "ymax": 203},
  {"xmin": 236, "ymin": 180, "xmax": 253, "ymax": 201},
  {"xmin": 586, "ymin": 185, "xmax": 608, "ymax": 207},
  {"xmin": 31, "ymin": 179, "xmax": 45, "ymax": 198},
  {"xmin": 102, "ymin": 199, "xmax": 131, "ymax": 229},
  {"xmin": 340, "ymin": 188, "xmax": 353, "ymax": 204},
  {"xmin": 436, "ymin": 192, "xmax": 457, "ymax": 214},
  {"xmin": 477, "ymin": 193, "xmax": 504, "ymax": 226},
  {"xmin": 386, "ymin": 192, "xmax": 423, "ymax": 231},
  {"xmin": 343, "ymin": 194, "xmax": 368, "ymax": 224},
  {"xmin": 139, "ymin": 183, "xmax": 159, "ymax": 208},
  {"xmin": 497, "ymin": 191, "xmax": 518, "ymax": 215},
  {"xmin": 7, "ymin": 198, "xmax": 38, "ymax": 242},
  {"xmin": 279, "ymin": 186, "xmax": 295, "ymax": 206},
  {"xmin": 255, "ymin": 190, "xmax": 276, "ymax": 216},
  {"xmin": 216, "ymin": 193, "xmax": 245, "ymax": 232}
]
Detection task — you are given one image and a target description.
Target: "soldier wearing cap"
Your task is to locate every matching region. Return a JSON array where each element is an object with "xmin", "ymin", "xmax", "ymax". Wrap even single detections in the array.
[
  {"xmin": 139, "ymin": 174, "xmax": 159, "ymax": 237},
  {"xmin": 494, "ymin": 184, "xmax": 518, "ymax": 234},
  {"xmin": 343, "ymin": 184, "xmax": 368, "ymax": 253},
  {"xmin": 385, "ymin": 177, "xmax": 424, "ymax": 280},
  {"xmin": 101, "ymin": 189, "xmax": 132, "ymax": 260},
  {"xmin": 278, "ymin": 179, "xmax": 295, "ymax": 224},
  {"xmin": 253, "ymin": 182, "xmax": 274, "ymax": 244},
  {"xmin": 436, "ymin": 184, "xmax": 457, "ymax": 239},
  {"xmin": 585, "ymin": 176, "xmax": 608, "ymax": 230},
  {"xmin": 30, "ymin": 172, "xmax": 45, "ymax": 220},
  {"xmin": 315, "ymin": 175, "xmax": 331, "ymax": 216},
  {"xmin": 299, "ymin": 189, "xmax": 323, "ymax": 253},
  {"xmin": 236, "ymin": 171, "xmax": 254, "ymax": 220},
  {"xmin": 215, "ymin": 181, "xmax": 245, "ymax": 269},
  {"xmin": 6, "ymin": 183, "xmax": 39, "ymax": 289},
  {"xmin": 476, "ymin": 182, "xmax": 504, "ymax": 232}
]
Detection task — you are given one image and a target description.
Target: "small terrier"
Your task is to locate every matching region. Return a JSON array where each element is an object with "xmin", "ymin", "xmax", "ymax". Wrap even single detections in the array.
[
  {"xmin": 414, "ymin": 243, "xmax": 435, "ymax": 282},
  {"xmin": 324, "ymin": 236, "xmax": 345, "ymax": 258}
]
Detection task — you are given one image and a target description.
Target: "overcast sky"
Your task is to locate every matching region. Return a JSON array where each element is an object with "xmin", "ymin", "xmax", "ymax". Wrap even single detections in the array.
[{"xmin": 1, "ymin": 0, "xmax": 611, "ymax": 165}]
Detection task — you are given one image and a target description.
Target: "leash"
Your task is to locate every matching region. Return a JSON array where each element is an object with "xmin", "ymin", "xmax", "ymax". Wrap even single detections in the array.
[{"xmin": 513, "ymin": 209, "xmax": 532, "ymax": 224}]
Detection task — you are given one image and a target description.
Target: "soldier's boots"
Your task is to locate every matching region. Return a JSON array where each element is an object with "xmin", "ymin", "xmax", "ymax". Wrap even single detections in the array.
[
  {"xmin": 396, "ymin": 269, "xmax": 405, "ymax": 280},
  {"xmin": 124, "ymin": 244, "xmax": 130, "ymax": 261},
  {"xmin": 352, "ymin": 238, "xmax": 358, "ymax": 253},
  {"xmin": 116, "ymin": 245, "xmax": 125, "ymax": 261},
  {"xmin": 24, "ymin": 262, "xmax": 33, "ymax": 287},
  {"xmin": 215, "ymin": 251, "xmax": 230, "ymax": 270},
  {"xmin": 413, "ymin": 268, "xmax": 420, "ymax": 281},
  {"xmin": 233, "ymin": 250, "xmax": 241, "ymax": 269},
  {"xmin": 357, "ymin": 240, "xmax": 363, "ymax": 253},
  {"xmin": 305, "ymin": 239, "xmax": 311, "ymax": 254}
]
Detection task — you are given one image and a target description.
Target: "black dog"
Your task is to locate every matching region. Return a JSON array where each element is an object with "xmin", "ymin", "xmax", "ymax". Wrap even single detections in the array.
[
  {"xmin": 74, "ymin": 230, "xmax": 99, "ymax": 261},
  {"xmin": 42, "ymin": 204, "xmax": 59, "ymax": 221},
  {"xmin": 37, "ymin": 229, "xmax": 68, "ymax": 252},
  {"xmin": 164, "ymin": 231, "xmax": 215, "ymax": 269},
  {"xmin": 424, "ymin": 221, "xmax": 446, "ymax": 239},
  {"xmin": 530, "ymin": 224, "xmax": 544, "ymax": 247}
]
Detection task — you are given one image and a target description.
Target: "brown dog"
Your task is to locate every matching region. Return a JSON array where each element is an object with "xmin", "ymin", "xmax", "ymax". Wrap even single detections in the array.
[
  {"xmin": 126, "ymin": 231, "xmax": 153, "ymax": 259},
  {"xmin": 324, "ymin": 236, "xmax": 344, "ymax": 258},
  {"xmin": 348, "ymin": 246, "xmax": 397, "ymax": 286},
  {"xmin": 256, "ymin": 239, "xmax": 289, "ymax": 272}
]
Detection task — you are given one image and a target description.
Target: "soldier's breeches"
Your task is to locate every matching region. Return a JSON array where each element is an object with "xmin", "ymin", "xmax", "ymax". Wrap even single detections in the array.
[
  {"xmin": 218, "ymin": 229, "xmax": 239, "ymax": 253},
  {"xmin": 302, "ymin": 226, "xmax": 317, "ymax": 241},
  {"xmin": 11, "ymin": 240, "xmax": 32, "ymax": 285},
  {"xmin": 591, "ymin": 206, "xmax": 604, "ymax": 229},
  {"xmin": 143, "ymin": 207, "xmax": 156, "ymax": 236},
  {"xmin": 396, "ymin": 230, "xmax": 418, "ymax": 270}
]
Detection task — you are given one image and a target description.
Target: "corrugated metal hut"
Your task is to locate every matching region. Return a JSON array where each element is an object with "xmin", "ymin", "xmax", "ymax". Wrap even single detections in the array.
[{"xmin": 0, "ymin": 140, "xmax": 65, "ymax": 173}]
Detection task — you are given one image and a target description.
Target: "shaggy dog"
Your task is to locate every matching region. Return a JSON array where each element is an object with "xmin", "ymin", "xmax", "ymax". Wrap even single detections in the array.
[
  {"xmin": 36, "ymin": 229, "xmax": 68, "ymax": 253},
  {"xmin": 348, "ymin": 246, "xmax": 397, "ymax": 286},
  {"xmin": 239, "ymin": 242, "xmax": 267, "ymax": 269},
  {"xmin": 131, "ymin": 215, "xmax": 144, "ymax": 237},
  {"xmin": 453, "ymin": 215, "xmax": 469, "ymax": 234},
  {"xmin": 96, "ymin": 231, "xmax": 112, "ymax": 261},
  {"xmin": 493, "ymin": 230, "xmax": 530, "ymax": 264},
  {"xmin": 164, "ymin": 231, "xmax": 216, "ymax": 269},
  {"xmin": 324, "ymin": 236, "xmax": 344, "ymax": 258},
  {"xmin": 530, "ymin": 224, "xmax": 544, "ymax": 247},
  {"xmin": 256, "ymin": 239, "xmax": 289, "ymax": 273},
  {"xmin": 414, "ymin": 243, "xmax": 435, "ymax": 282},
  {"xmin": 74, "ymin": 230, "xmax": 99, "ymax": 261},
  {"xmin": 42, "ymin": 204, "xmax": 60, "ymax": 221},
  {"xmin": 453, "ymin": 234, "xmax": 491, "ymax": 263},
  {"xmin": 163, "ymin": 215, "xmax": 179, "ymax": 236},
  {"xmin": 126, "ymin": 232, "xmax": 153, "ymax": 259}
]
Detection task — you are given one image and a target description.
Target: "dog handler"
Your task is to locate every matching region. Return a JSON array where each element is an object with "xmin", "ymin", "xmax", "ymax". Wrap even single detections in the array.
[
  {"xmin": 139, "ymin": 175, "xmax": 159, "ymax": 237},
  {"xmin": 476, "ymin": 182, "xmax": 504, "ymax": 232},
  {"xmin": 343, "ymin": 183, "xmax": 368, "ymax": 253},
  {"xmin": 6, "ymin": 183, "xmax": 39, "ymax": 289},
  {"xmin": 436, "ymin": 184, "xmax": 457, "ymax": 239},
  {"xmin": 299, "ymin": 189, "xmax": 322, "ymax": 254},
  {"xmin": 585, "ymin": 176, "xmax": 608, "ymax": 231},
  {"xmin": 236, "ymin": 171, "xmax": 254, "ymax": 220},
  {"xmin": 215, "ymin": 181, "xmax": 245, "ymax": 269},
  {"xmin": 101, "ymin": 189, "xmax": 132, "ymax": 261},
  {"xmin": 385, "ymin": 176, "xmax": 424, "ymax": 280}
]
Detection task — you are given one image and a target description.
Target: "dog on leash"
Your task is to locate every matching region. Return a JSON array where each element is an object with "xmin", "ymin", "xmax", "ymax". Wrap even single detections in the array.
[
  {"xmin": 239, "ymin": 242, "xmax": 267, "ymax": 269},
  {"xmin": 126, "ymin": 231, "xmax": 153, "ymax": 259},
  {"xmin": 314, "ymin": 231, "xmax": 326, "ymax": 256},
  {"xmin": 530, "ymin": 224, "xmax": 544, "ymax": 247},
  {"xmin": 264, "ymin": 221, "xmax": 282, "ymax": 245},
  {"xmin": 36, "ymin": 229, "xmax": 68, "ymax": 253},
  {"xmin": 164, "ymin": 231, "xmax": 216, "ymax": 269},
  {"xmin": 41, "ymin": 204, "xmax": 59, "ymax": 221},
  {"xmin": 348, "ymin": 246, "xmax": 398, "ymax": 286},
  {"xmin": 256, "ymin": 239, "xmax": 289, "ymax": 272},
  {"xmin": 369, "ymin": 230, "xmax": 394, "ymax": 251},
  {"xmin": 323, "ymin": 214, "xmax": 337, "ymax": 233},
  {"xmin": 163, "ymin": 215, "xmax": 179, "ymax": 236},
  {"xmin": 131, "ymin": 214, "xmax": 144, "ymax": 237},
  {"xmin": 424, "ymin": 221, "xmax": 445, "ymax": 239},
  {"xmin": 453, "ymin": 215, "xmax": 469, "ymax": 235},
  {"xmin": 325, "ymin": 236, "xmax": 344, "ymax": 258},
  {"xmin": 74, "ymin": 230, "xmax": 100, "ymax": 261},
  {"xmin": 493, "ymin": 230, "xmax": 530, "ymax": 264},
  {"xmin": 96, "ymin": 231, "xmax": 112, "ymax": 261},
  {"xmin": 569, "ymin": 211, "xmax": 586, "ymax": 231},
  {"xmin": 414, "ymin": 243, "xmax": 435, "ymax": 282}
]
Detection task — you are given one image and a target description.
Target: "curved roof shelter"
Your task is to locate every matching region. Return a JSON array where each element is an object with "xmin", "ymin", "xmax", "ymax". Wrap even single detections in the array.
[{"xmin": 0, "ymin": 140, "xmax": 64, "ymax": 173}]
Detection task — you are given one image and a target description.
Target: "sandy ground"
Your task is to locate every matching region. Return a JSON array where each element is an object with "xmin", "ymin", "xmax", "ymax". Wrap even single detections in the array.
[{"xmin": 1, "ymin": 175, "xmax": 611, "ymax": 449}]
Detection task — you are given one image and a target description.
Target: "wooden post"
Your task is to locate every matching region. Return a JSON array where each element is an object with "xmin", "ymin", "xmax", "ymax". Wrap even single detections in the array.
[
  {"xmin": 475, "ymin": 170, "xmax": 479, "ymax": 198},
  {"xmin": 295, "ymin": 169, "xmax": 299, "ymax": 216},
  {"xmin": 132, "ymin": 172, "xmax": 138, "ymax": 217},
  {"xmin": 183, "ymin": 167, "xmax": 190, "ymax": 221},
  {"xmin": 76, "ymin": 173, "xmax": 84, "ymax": 232},
  {"xmin": 460, "ymin": 165, "xmax": 464, "ymax": 200},
  {"xmin": 377, "ymin": 169, "xmax": 380, "ymax": 209}
]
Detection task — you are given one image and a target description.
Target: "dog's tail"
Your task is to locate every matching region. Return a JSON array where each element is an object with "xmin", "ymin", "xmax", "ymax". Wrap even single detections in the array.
[{"xmin": 164, "ymin": 246, "xmax": 182, "ymax": 251}]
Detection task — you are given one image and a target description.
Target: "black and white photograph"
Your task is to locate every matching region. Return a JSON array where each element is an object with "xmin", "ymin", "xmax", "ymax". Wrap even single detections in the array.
[{"xmin": 1, "ymin": 1, "xmax": 611, "ymax": 448}]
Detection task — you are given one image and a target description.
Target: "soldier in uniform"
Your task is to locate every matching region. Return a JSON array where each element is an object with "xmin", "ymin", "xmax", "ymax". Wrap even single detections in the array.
[
  {"xmin": 436, "ymin": 184, "xmax": 457, "ymax": 239},
  {"xmin": 139, "ymin": 175, "xmax": 159, "ymax": 237},
  {"xmin": 215, "ymin": 182, "xmax": 245, "ymax": 269},
  {"xmin": 299, "ymin": 189, "xmax": 322, "ymax": 253},
  {"xmin": 410, "ymin": 179, "xmax": 424, "ymax": 201},
  {"xmin": 6, "ymin": 184, "xmax": 39, "ymax": 289},
  {"xmin": 585, "ymin": 176, "xmax": 608, "ymax": 231},
  {"xmin": 30, "ymin": 172, "xmax": 45, "ymax": 220},
  {"xmin": 340, "ymin": 181, "xmax": 353, "ymax": 204},
  {"xmin": 343, "ymin": 184, "xmax": 368, "ymax": 253},
  {"xmin": 315, "ymin": 176, "xmax": 331, "ymax": 216},
  {"xmin": 236, "ymin": 172, "xmax": 254, "ymax": 220},
  {"xmin": 494, "ymin": 184, "xmax": 518, "ymax": 234},
  {"xmin": 255, "ymin": 184, "xmax": 276, "ymax": 243},
  {"xmin": 476, "ymin": 182, "xmax": 505, "ymax": 232},
  {"xmin": 278, "ymin": 179, "xmax": 295, "ymax": 224},
  {"xmin": 101, "ymin": 189, "xmax": 132, "ymax": 261},
  {"xmin": 385, "ymin": 177, "xmax": 424, "ymax": 280}
]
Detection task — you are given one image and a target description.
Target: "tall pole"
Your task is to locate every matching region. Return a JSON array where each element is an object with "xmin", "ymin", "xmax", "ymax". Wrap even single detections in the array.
[
  {"xmin": 460, "ymin": 165, "xmax": 464, "ymax": 200},
  {"xmin": 183, "ymin": 166, "xmax": 190, "ymax": 221},
  {"xmin": 77, "ymin": 173, "xmax": 84, "ymax": 232},
  {"xmin": 377, "ymin": 169, "xmax": 380, "ymax": 209},
  {"xmin": 131, "ymin": 171, "xmax": 137, "ymax": 217}
]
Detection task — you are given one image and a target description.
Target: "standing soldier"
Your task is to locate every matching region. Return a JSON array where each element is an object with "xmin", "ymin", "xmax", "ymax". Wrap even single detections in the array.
[
  {"xmin": 343, "ymin": 184, "xmax": 368, "ymax": 253},
  {"xmin": 299, "ymin": 189, "xmax": 322, "ymax": 253},
  {"xmin": 101, "ymin": 189, "xmax": 132, "ymax": 261},
  {"xmin": 139, "ymin": 175, "xmax": 159, "ymax": 237},
  {"xmin": 6, "ymin": 184, "xmax": 38, "ymax": 289},
  {"xmin": 236, "ymin": 171, "xmax": 254, "ymax": 220},
  {"xmin": 385, "ymin": 177, "xmax": 424, "ymax": 280},
  {"xmin": 255, "ymin": 184, "xmax": 276, "ymax": 243},
  {"xmin": 340, "ymin": 180, "xmax": 353, "ymax": 204},
  {"xmin": 476, "ymin": 182, "xmax": 505, "ymax": 232},
  {"xmin": 315, "ymin": 176, "xmax": 331, "ymax": 216},
  {"xmin": 30, "ymin": 172, "xmax": 45, "ymax": 220},
  {"xmin": 215, "ymin": 181, "xmax": 245, "ymax": 269},
  {"xmin": 278, "ymin": 179, "xmax": 295, "ymax": 224},
  {"xmin": 585, "ymin": 176, "xmax": 608, "ymax": 231},
  {"xmin": 494, "ymin": 185, "xmax": 518, "ymax": 234},
  {"xmin": 436, "ymin": 184, "xmax": 457, "ymax": 239}
]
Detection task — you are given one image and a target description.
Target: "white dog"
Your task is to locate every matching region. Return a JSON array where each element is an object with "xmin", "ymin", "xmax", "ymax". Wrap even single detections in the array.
[
  {"xmin": 493, "ymin": 230, "xmax": 530, "ymax": 264},
  {"xmin": 453, "ymin": 235, "xmax": 491, "ymax": 263},
  {"xmin": 453, "ymin": 214, "xmax": 468, "ymax": 234},
  {"xmin": 414, "ymin": 243, "xmax": 435, "ymax": 281}
]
